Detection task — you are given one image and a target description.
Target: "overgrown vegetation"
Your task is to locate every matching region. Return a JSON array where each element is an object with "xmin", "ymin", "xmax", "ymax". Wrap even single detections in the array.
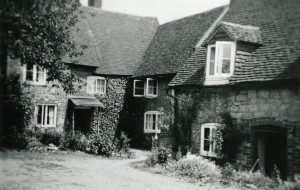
[
  {"xmin": 213, "ymin": 112, "xmax": 249, "ymax": 164},
  {"xmin": 145, "ymin": 146, "xmax": 279, "ymax": 188},
  {"xmin": 0, "ymin": 75, "xmax": 33, "ymax": 149}
]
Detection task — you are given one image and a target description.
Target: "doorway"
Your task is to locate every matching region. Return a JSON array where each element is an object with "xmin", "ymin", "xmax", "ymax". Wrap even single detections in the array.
[
  {"xmin": 252, "ymin": 126, "xmax": 287, "ymax": 179},
  {"xmin": 74, "ymin": 108, "xmax": 92, "ymax": 134}
]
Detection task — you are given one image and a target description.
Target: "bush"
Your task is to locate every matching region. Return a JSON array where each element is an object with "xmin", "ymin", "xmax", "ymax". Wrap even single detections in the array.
[
  {"xmin": 40, "ymin": 130, "xmax": 62, "ymax": 146},
  {"xmin": 0, "ymin": 133, "xmax": 29, "ymax": 149},
  {"xmin": 63, "ymin": 131, "xmax": 89, "ymax": 151},
  {"xmin": 168, "ymin": 154, "xmax": 221, "ymax": 182},
  {"xmin": 145, "ymin": 145, "xmax": 172, "ymax": 166},
  {"xmin": 116, "ymin": 132, "xmax": 131, "ymax": 153},
  {"xmin": 231, "ymin": 170, "xmax": 274, "ymax": 187},
  {"xmin": 89, "ymin": 133, "xmax": 115, "ymax": 157}
]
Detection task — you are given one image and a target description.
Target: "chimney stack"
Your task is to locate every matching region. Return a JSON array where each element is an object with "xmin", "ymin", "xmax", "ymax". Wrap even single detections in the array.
[{"xmin": 88, "ymin": 0, "xmax": 102, "ymax": 9}]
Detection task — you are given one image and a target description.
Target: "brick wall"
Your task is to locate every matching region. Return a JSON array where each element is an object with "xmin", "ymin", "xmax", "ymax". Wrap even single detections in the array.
[{"xmin": 176, "ymin": 84, "xmax": 300, "ymax": 179}]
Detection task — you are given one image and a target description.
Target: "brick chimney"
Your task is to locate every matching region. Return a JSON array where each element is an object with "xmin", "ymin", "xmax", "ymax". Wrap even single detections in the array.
[{"xmin": 88, "ymin": 0, "xmax": 102, "ymax": 8}]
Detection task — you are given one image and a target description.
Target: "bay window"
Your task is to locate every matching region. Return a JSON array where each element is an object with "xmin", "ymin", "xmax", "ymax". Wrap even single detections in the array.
[{"xmin": 205, "ymin": 42, "xmax": 236, "ymax": 85}]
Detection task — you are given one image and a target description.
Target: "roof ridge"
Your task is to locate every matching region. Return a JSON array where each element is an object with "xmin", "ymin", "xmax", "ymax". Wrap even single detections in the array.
[{"xmin": 195, "ymin": 6, "xmax": 229, "ymax": 48}]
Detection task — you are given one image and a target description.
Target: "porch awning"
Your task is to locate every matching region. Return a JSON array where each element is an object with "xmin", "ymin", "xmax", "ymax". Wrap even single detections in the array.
[{"xmin": 70, "ymin": 96, "xmax": 105, "ymax": 108}]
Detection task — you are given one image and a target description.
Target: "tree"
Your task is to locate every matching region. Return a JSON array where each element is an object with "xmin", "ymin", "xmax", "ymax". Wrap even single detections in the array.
[
  {"xmin": 0, "ymin": 0, "xmax": 82, "ymax": 136},
  {"xmin": 0, "ymin": 0, "xmax": 82, "ymax": 91}
]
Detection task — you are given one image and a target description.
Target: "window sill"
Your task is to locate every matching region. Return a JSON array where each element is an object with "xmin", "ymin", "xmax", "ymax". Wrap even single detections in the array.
[
  {"xmin": 36, "ymin": 125, "xmax": 56, "ymax": 128},
  {"xmin": 204, "ymin": 77, "xmax": 231, "ymax": 86},
  {"xmin": 24, "ymin": 81, "xmax": 47, "ymax": 86},
  {"xmin": 200, "ymin": 152, "xmax": 217, "ymax": 158},
  {"xmin": 145, "ymin": 94, "xmax": 158, "ymax": 98},
  {"xmin": 144, "ymin": 129, "xmax": 161, "ymax": 134}
]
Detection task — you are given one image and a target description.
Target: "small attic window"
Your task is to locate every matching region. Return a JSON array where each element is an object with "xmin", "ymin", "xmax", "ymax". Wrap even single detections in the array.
[{"xmin": 204, "ymin": 41, "xmax": 236, "ymax": 85}]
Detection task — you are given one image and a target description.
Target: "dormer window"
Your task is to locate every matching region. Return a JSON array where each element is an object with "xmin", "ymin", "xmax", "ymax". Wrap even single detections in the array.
[
  {"xmin": 87, "ymin": 76, "xmax": 106, "ymax": 95},
  {"xmin": 23, "ymin": 63, "xmax": 47, "ymax": 85},
  {"xmin": 205, "ymin": 42, "xmax": 236, "ymax": 85}
]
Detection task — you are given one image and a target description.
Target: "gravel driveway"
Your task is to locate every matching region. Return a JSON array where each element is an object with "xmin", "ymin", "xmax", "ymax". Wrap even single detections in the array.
[{"xmin": 0, "ymin": 150, "xmax": 236, "ymax": 190}]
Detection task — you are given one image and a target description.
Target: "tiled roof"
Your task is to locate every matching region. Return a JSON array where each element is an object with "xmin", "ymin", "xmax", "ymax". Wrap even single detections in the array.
[
  {"xmin": 169, "ymin": 0, "xmax": 300, "ymax": 86},
  {"xmin": 134, "ymin": 6, "xmax": 228, "ymax": 77},
  {"xmin": 68, "ymin": 7, "xmax": 158, "ymax": 75}
]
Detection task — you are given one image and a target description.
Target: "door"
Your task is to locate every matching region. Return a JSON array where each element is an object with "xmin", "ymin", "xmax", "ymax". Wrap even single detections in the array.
[
  {"xmin": 253, "ymin": 126, "xmax": 287, "ymax": 179},
  {"xmin": 74, "ymin": 108, "xmax": 92, "ymax": 134}
]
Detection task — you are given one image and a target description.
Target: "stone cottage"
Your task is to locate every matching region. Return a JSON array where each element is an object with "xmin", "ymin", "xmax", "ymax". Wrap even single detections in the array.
[
  {"xmin": 169, "ymin": 0, "xmax": 300, "ymax": 180},
  {"xmin": 6, "ymin": 2, "xmax": 158, "ymax": 135},
  {"xmin": 128, "ymin": 6, "xmax": 228, "ymax": 149}
]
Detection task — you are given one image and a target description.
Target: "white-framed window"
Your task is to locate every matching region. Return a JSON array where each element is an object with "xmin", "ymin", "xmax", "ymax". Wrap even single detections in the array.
[
  {"xmin": 87, "ymin": 76, "xmax": 106, "ymax": 94},
  {"xmin": 146, "ymin": 78, "xmax": 158, "ymax": 97},
  {"xmin": 23, "ymin": 63, "xmax": 47, "ymax": 85},
  {"xmin": 205, "ymin": 41, "xmax": 236, "ymax": 85},
  {"xmin": 133, "ymin": 79, "xmax": 145, "ymax": 97},
  {"xmin": 144, "ymin": 111, "xmax": 162, "ymax": 133},
  {"xmin": 34, "ymin": 104, "xmax": 57, "ymax": 127},
  {"xmin": 200, "ymin": 123, "xmax": 218, "ymax": 157}
]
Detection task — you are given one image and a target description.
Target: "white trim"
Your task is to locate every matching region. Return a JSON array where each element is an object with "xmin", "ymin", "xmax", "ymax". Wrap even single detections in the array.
[
  {"xmin": 146, "ymin": 78, "xmax": 158, "ymax": 98},
  {"xmin": 86, "ymin": 76, "xmax": 106, "ymax": 95},
  {"xmin": 200, "ymin": 123, "xmax": 217, "ymax": 157},
  {"xmin": 133, "ymin": 79, "xmax": 145, "ymax": 97},
  {"xmin": 23, "ymin": 64, "xmax": 47, "ymax": 85},
  {"xmin": 34, "ymin": 104, "xmax": 57, "ymax": 128},
  {"xmin": 144, "ymin": 111, "xmax": 162, "ymax": 133},
  {"xmin": 195, "ymin": 7, "xmax": 229, "ymax": 48}
]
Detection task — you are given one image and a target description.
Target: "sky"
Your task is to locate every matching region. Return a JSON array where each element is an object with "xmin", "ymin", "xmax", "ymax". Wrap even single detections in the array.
[{"xmin": 80, "ymin": 0, "xmax": 229, "ymax": 24}]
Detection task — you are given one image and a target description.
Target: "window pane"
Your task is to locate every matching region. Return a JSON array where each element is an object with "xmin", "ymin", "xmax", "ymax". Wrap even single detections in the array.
[
  {"xmin": 204, "ymin": 139, "xmax": 210, "ymax": 151},
  {"xmin": 204, "ymin": 128, "xmax": 210, "ymax": 139},
  {"xmin": 135, "ymin": 89, "xmax": 144, "ymax": 95},
  {"xmin": 26, "ymin": 64, "xmax": 34, "ymax": 81},
  {"xmin": 47, "ymin": 106, "xmax": 55, "ymax": 125},
  {"xmin": 36, "ymin": 105, "xmax": 42, "ymax": 124},
  {"xmin": 221, "ymin": 44, "xmax": 232, "ymax": 59},
  {"xmin": 209, "ymin": 61, "xmax": 215, "ymax": 75},
  {"xmin": 152, "ymin": 114, "xmax": 156, "ymax": 130},
  {"xmin": 221, "ymin": 59, "xmax": 231, "ymax": 74},
  {"xmin": 210, "ymin": 47, "xmax": 216, "ymax": 61},
  {"xmin": 36, "ymin": 71, "xmax": 45, "ymax": 83},
  {"xmin": 135, "ymin": 81, "xmax": 144, "ymax": 89},
  {"xmin": 147, "ymin": 79, "xmax": 157, "ymax": 95}
]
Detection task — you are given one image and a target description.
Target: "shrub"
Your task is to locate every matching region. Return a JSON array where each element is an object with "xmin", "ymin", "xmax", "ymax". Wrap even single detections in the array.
[
  {"xmin": 168, "ymin": 154, "xmax": 221, "ymax": 182},
  {"xmin": 116, "ymin": 132, "xmax": 131, "ymax": 153},
  {"xmin": 231, "ymin": 170, "xmax": 274, "ymax": 187},
  {"xmin": 89, "ymin": 133, "xmax": 115, "ymax": 157},
  {"xmin": 40, "ymin": 130, "xmax": 62, "ymax": 146},
  {"xmin": 145, "ymin": 149, "xmax": 159, "ymax": 166},
  {"xmin": 145, "ymin": 145, "xmax": 172, "ymax": 166},
  {"xmin": 63, "ymin": 131, "xmax": 89, "ymax": 151},
  {"xmin": 0, "ymin": 132, "xmax": 29, "ymax": 149}
]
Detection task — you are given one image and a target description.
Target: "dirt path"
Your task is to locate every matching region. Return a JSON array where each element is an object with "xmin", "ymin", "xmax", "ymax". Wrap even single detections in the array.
[{"xmin": 0, "ymin": 150, "xmax": 236, "ymax": 190}]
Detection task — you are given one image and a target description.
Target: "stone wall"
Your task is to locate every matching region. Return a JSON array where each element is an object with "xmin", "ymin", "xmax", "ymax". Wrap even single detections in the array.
[{"xmin": 175, "ymin": 83, "xmax": 300, "ymax": 179}]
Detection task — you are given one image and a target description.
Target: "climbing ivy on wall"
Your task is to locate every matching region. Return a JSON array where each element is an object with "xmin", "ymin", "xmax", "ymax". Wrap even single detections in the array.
[{"xmin": 90, "ymin": 76, "xmax": 129, "ymax": 155}]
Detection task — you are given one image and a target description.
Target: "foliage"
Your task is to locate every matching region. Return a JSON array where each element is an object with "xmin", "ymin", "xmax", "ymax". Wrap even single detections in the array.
[
  {"xmin": 231, "ymin": 170, "xmax": 274, "ymax": 187},
  {"xmin": 145, "ymin": 145, "xmax": 172, "ymax": 166},
  {"xmin": 174, "ymin": 93, "xmax": 198, "ymax": 155},
  {"xmin": 0, "ymin": 132, "xmax": 29, "ymax": 149},
  {"xmin": 39, "ymin": 130, "xmax": 62, "ymax": 146},
  {"xmin": 116, "ymin": 132, "xmax": 131, "ymax": 153},
  {"xmin": 63, "ymin": 131, "xmax": 89, "ymax": 151},
  {"xmin": 167, "ymin": 154, "xmax": 221, "ymax": 182},
  {"xmin": 1, "ymin": 75, "xmax": 33, "ymax": 134},
  {"xmin": 1, "ymin": 0, "xmax": 82, "ymax": 92},
  {"xmin": 89, "ymin": 133, "xmax": 115, "ymax": 157},
  {"xmin": 213, "ymin": 113, "xmax": 249, "ymax": 163}
]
